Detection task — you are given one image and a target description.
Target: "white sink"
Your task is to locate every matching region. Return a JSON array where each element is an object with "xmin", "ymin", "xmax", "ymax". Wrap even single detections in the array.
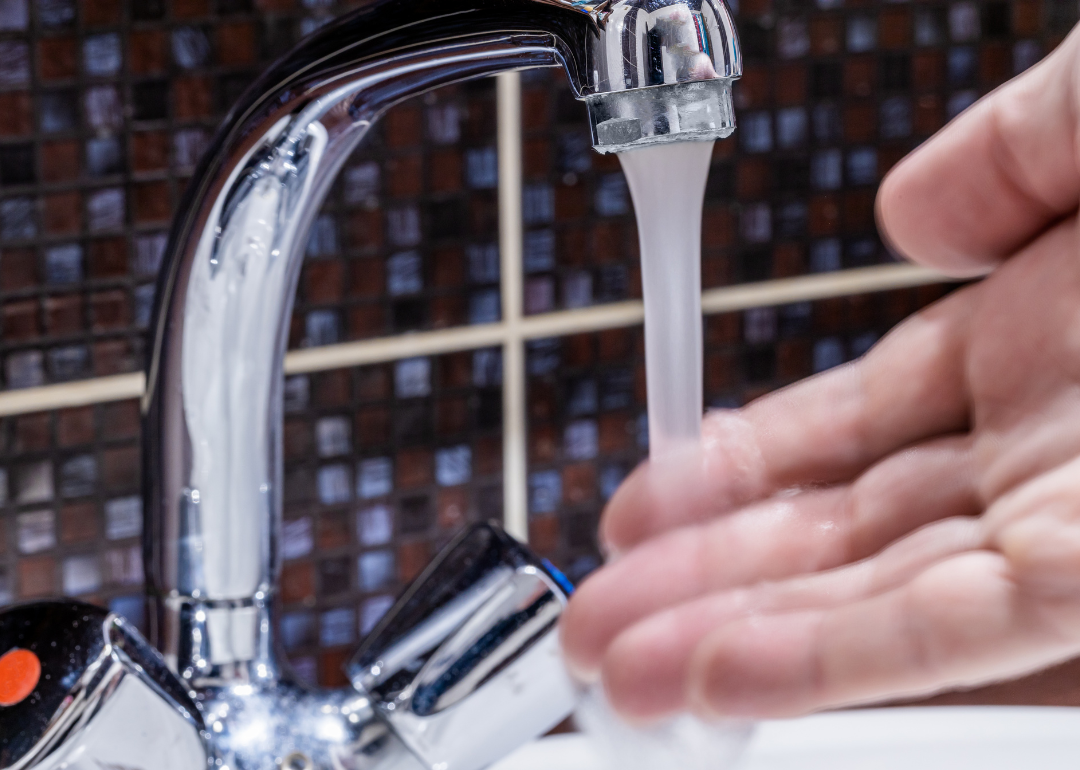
[{"xmin": 491, "ymin": 707, "xmax": 1080, "ymax": 770}]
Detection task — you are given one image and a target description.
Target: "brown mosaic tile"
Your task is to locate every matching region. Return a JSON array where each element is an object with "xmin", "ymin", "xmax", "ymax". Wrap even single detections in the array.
[
  {"xmin": 60, "ymin": 503, "xmax": 99, "ymax": 544},
  {"xmin": 43, "ymin": 193, "xmax": 82, "ymax": 235},
  {"xmin": 44, "ymin": 294, "xmax": 84, "ymax": 337},
  {"xmin": 528, "ymin": 514, "xmax": 559, "ymax": 556},
  {"xmin": 396, "ymin": 448, "xmax": 432, "ymax": 489},
  {"xmin": 99, "ymin": 400, "xmax": 138, "ymax": 440},
  {"xmin": 304, "ymin": 260, "xmax": 346, "ymax": 304},
  {"xmin": 173, "ymin": 0, "xmax": 212, "ymax": 19},
  {"xmin": 217, "ymin": 22, "xmax": 257, "ymax": 67},
  {"xmin": 82, "ymin": 0, "xmax": 123, "ymax": 26},
  {"xmin": 18, "ymin": 556, "xmax": 57, "ymax": 599},
  {"xmin": 90, "ymin": 290, "xmax": 130, "ymax": 331},
  {"xmin": 436, "ymin": 487, "xmax": 467, "ymax": 530},
  {"xmin": 2, "ymin": 300, "xmax": 40, "ymax": 341},
  {"xmin": 281, "ymin": 561, "xmax": 315, "ymax": 604},
  {"xmin": 562, "ymin": 462, "xmax": 595, "ymax": 505},
  {"xmin": 101, "ymin": 446, "xmax": 139, "ymax": 491},
  {"xmin": 87, "ymin": 238, "xmax": 128, "ymax": 279},
  {"xmin": 385, "ymin": 154, "xmax": 423, "ymax": 198},
  {"xmin": 38, "ymin": 38, "xmax": 78, "ymax": 82},
  {"xmin": 355, "ymin": 406, "xmax": 389, "ymax": 448},
  {"xmin": 317, "ymin": 512, "xmax": 351, "ymax": 551},
  {"xmin": 0, "ymin": 92, "xmax": 32, "ymax": 137},
  {"xmin": 397, "ymin": 539, "xmax": 431, "ymax": 582},
  {"xmin": 41, "ymin": 141, "xmax": 80, "ymax": 183},
  {"xmin": 13, "ymin": 414, "xmax": 51, "ymax": 453},
  {"xmin": 93, "ymin": 341, "xmax": 138, "ymax": 378},
  {"xmin": 57, "ymin": 407, "xmax": 94, "ymax": 448},
  {"xmin": 313, "ymin": 370, "xmax": 351, "ymax": 408},
  {"xmin": 383, "ymin": 106, "xmax": 423, "ymax": 149},
  {"xmin": 129, "ymin": 30, "xmax": 169, "ymax": 76},
  {"xmin": 133, "ymin": 181, "xmax": 171, "ymax": 223},
  {"xmin": 174, "ymin": 75, "xmax": 213, "ymax": 119},
  {"xmin": 131, "ymin": 132, "xmax": 169, "ymax": 174},
  {"xmin": 318, "ymin": 649, "xmax": 350, "ymax": 688},
  {"xmin": 428, "ymin": 150, "xmax": 462, "ymax": 193}
]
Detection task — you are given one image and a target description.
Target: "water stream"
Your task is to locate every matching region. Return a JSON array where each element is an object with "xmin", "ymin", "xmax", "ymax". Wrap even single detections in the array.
[
  {"xmin": 574, "ymin": 140, "xmax": 753, "ymax": 768},
  {"xmin": 619, "ymin": 140, "xmax": 714, "ymax": 457}
]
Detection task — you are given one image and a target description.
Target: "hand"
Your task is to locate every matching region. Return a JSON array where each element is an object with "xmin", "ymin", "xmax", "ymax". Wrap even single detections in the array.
[{"xmin": 560, "ymin": 27, "xmax": 1080, "ymax": 721}]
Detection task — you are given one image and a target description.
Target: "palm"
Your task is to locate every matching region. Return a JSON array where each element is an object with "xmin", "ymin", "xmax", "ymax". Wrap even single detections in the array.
[{"xmin": 560, "ymin": 28, "xmax": 1080, "ymax": 720}]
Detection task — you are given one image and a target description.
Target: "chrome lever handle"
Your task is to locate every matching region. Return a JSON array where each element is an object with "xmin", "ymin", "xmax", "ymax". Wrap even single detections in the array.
[
  {"xmin": 348, "ymin": 523, "xmax": 577, "ymax": 770},
  {"xmin": 0, "ymin": 601, "xmax": 211, "ymax": 770}
]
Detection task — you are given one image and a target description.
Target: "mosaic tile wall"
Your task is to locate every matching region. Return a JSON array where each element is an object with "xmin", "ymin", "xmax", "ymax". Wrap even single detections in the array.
[
  {"xmin": 275, "ymin": 350, "xmax": 506, "ymax": 684},
  {"xmin": 0, "ymin": 0, "xmax": 501, "ymax": 390},
  {"xmin": 291, "ymin": 81, "xmax": 502, "ymax": 346}
]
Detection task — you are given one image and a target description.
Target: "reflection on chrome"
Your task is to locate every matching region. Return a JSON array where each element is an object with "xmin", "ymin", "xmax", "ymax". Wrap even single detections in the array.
[{"xmin": 1, "ymin": 0, "xmax": 739, "ymax": 767}]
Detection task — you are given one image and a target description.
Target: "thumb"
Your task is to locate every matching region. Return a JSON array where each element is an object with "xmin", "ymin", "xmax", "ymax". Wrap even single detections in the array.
[{"xmin": 878, "ymin": 28, "xmax": 1080, "ymax": 275}]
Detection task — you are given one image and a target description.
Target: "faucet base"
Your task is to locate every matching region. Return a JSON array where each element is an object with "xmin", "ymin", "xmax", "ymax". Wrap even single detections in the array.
[{"xmin": 196, "ymin": 680, "xmax": 423, "ymax": 770}]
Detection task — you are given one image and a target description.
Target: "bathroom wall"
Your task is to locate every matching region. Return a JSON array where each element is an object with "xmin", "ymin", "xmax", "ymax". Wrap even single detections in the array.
[{"xmin": 0, "ymin": 0, "xmax": 1069, "ymax": 686}]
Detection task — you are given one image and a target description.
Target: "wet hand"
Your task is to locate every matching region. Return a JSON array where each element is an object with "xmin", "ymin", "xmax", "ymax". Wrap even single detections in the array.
[{"xmin": 561, "ymin": 26, "xmax": 1080, "ymax": 720}]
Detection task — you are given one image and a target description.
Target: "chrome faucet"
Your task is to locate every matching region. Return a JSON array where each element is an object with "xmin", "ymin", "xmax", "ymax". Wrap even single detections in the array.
[{"xmin": 0, "ymin": 1, "xmax": 739, "ymax": 768}]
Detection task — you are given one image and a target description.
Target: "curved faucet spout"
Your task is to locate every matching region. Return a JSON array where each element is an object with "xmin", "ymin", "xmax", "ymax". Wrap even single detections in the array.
[
  {"xmin": 139, "ymin": 0, "xmax": 738, "ymax": 766},
  {"xmin": 144, "ymin": 29, "xmax": 574, "ymax": 684}
]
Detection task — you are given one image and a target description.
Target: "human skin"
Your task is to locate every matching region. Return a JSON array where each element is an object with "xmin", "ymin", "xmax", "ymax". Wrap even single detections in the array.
[{"xmin": 560, "ymin": 25, "xmax": 1080, "ymax": 720}]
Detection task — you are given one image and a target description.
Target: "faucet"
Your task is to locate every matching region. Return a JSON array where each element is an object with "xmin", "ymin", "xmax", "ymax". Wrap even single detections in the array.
[{"xmin": 0, "ymin": 1, "xmax": 740, "ymax": 768}]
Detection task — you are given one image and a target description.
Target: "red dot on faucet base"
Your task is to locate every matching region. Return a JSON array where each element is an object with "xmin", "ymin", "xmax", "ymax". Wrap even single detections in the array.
[{"xmin": 0, "ymin": 648, "xmax": 41, "ymax": 707}]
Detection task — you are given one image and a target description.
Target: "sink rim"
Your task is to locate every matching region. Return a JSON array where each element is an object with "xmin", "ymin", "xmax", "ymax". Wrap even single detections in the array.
[{"xmin": 492, "ymin": 706, "xmax": 1080, "ymax": 770}]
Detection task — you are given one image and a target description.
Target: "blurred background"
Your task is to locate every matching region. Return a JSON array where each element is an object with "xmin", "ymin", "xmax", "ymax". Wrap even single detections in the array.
[{"xmin": 0, "ymin": 0, "xmax": 1067, "ymax": 688}]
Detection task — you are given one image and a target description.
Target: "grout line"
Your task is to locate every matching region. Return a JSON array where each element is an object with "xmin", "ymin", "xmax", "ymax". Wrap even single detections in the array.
[
  {"xmin": 284, "ymin": 323, "xmax": 508, "ymax": 374},
  {"xmin": 699, "ymin": 263, "xmax": 955, "ymax": 315},
  {"xmin": 496, "ymin": 71, "xmax": 529, "ymax": 542},
  {"xmin": 0, "ymin": 263, "xmax": 960, "ymax": 419},
  {"xmin": 0, "ymin": 373, "xmax": 145, "ymax": 418}
]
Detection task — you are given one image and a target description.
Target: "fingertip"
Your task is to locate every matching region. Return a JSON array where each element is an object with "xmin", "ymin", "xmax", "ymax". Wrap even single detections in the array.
[
  {"xmin": 875, "ymin": 161, "xmax": 912, "ymax": 261},
  {"xmin": 876, "ymin": 149, "xmax": 1000, "ymax": 278},
  {"xmin": 562, "ymin": 651, "xmax": 601, "ymax": 686},
  {"xmin": 599, "ymin": 449, "xmax": 696, "ymax": 553},
  {"xmin": 559, "ymin": 589, "xmax": 603, "ymax": 684},
  {"xmin": 601, "ymin": 624, "xmax": 688, "ymax": 722},
  {"xmin": 597, "ymin": 462, "xmax": 650, "ymax": 554}
]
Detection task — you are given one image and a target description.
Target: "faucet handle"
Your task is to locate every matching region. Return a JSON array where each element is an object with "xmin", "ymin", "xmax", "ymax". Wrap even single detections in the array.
[
  {"xmin": 0, "ymin": 601, "xmax": 210, "ymax": 770},
  {"xmin": 348, "ymin": 523, "xmax": 577, "ymax": 770}
]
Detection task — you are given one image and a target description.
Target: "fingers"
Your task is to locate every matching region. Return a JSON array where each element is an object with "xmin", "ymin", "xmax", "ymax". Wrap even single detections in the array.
[
  {"xmin": 683, "ymin": 466, "xmax": 1080, "ymax": 718},
  {"xmin": 689, "ymin": 550, "xmax": 1080, "ymax": 718},
  {"xmin": 878, "ymin": 29, "xmax": 1080, "ymax": 274},
  {"xmin": 603, "ymin": 293, "xmax": 973, "ymax": 551},
  {"xmin": 601, "ymin": 516, "xmax": 986, "ymax": 720},
  {"xmin": 602, "ymin": 462, "xmax": 1080, "ymax": 721},
  {"xmin": 563, "ymin": 436, "xmax": 979, "ymax": 680}
]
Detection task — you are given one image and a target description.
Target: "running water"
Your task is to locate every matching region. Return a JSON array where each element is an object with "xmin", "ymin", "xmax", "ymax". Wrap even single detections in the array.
[
  {"xmin": 574, "ymin": 141, "xmax": 754, "ymax": 769},
  {"xmin": 619, "ymin": 140, "xmax": 714, "ymax": 456}
]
